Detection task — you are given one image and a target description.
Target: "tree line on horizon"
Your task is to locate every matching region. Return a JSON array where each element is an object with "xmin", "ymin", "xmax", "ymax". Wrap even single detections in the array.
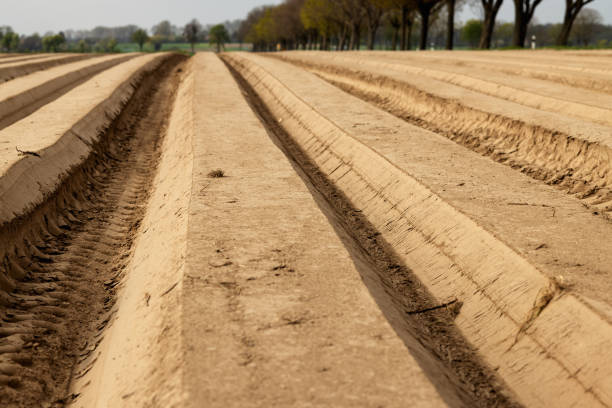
[
  {"xmin": 0, "ymin": 0, "xmax": 608, "ymax": 54},
  {"xmin": 0, "ymin": 20, "xmax": 236, "ymax": 53},
  {"xmin": 237, "ymin": 0, "xmax": 605, "ymax": 51}
]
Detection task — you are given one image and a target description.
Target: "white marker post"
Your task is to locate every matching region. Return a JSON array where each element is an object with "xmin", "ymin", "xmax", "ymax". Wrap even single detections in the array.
[{"xmin": 531, "ymin": 35, "xmax": 536, "ymax": 50}]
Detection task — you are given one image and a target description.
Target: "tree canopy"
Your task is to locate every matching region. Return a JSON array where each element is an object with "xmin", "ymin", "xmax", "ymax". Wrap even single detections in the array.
[
  {"xmin": 131, "ymin": 29, "xmax": 149, "ymax": 51},
  {"xmin": 462, "ymin": 19, "xmax": 483, "ymax": 47},
  {"xmin": 184, "ymin": 19, "xmax": 202, "ymax": 52},
  {"xmin": 209, "ymin": 24, "xmax": 230, "ymax": 52}
]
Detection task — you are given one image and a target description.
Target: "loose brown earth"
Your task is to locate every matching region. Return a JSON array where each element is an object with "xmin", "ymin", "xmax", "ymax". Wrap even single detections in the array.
[{"xmin": 0, "ymin": 51, "xmax": 611, "ymax": 407}]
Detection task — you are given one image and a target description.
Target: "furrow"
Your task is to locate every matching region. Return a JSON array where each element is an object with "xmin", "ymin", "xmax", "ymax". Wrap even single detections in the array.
[{"xmin": 0, "ymin": 54, "xmax": 185, "ymax": 406}]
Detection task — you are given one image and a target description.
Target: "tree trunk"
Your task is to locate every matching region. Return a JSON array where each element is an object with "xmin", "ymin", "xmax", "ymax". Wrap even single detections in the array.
[
  {"xmin": 479, "ymin": 1, "xmax": 503, "ymax": 49},
  {"xmin": 556, "ymin": 0, "xmax": 587, "ymax": 46},
  {"xmin": 480, "ymin": 15, "xmax": 493, "ymax": 48},
  {"xmin": 392, "ymin": 27, "xmax": 399, "ymax": 50},
  {"xmin": 367, "ymin": 22, "xmax": 379, "ymax": 50},
  {"xmin": 512, "ymin": 0, "xmax": 534, "ymax": 47},
  {"xmin": 353, "ymin": 23, "xmax": 361, "ymax": 50},
  {"xmin": 419, "ymin": 6, "xmax": 431, "ymax": 50},
  {"xmin": 407, "ymin": 21, "xmax": 413, "ymax": 50},
  {"xmin": 556, "ymin": 18, "xmax": 574, "ymax": 45},
  {"xmin": 338, "ymin": 24, "xmax": 347, "ymax": 50},
  {"xmin": 446, "ymin": 0, "xmax": 455, "ymax": 50},
  {"xmin": 513, "ymin": 0, "xmax": 522, "ymax": 46},
  {"xmin": 401, "ymin": 6, "xmax": 408, "ymax": 50}
]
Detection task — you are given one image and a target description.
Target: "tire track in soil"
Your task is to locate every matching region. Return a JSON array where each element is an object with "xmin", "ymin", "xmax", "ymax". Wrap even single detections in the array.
[{"xmin": 0, "ymin": 55, "xmax": 185, "ymax": 407}]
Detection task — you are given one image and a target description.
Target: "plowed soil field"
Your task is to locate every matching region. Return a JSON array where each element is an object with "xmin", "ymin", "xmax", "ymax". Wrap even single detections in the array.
[{"xmin": 0, "ymin": 51, "xmax": 611, "ymax": 408}]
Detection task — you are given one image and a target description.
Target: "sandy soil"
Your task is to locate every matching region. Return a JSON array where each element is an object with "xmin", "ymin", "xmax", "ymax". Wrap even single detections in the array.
[
  {"xmin": 0, "ymin": 54, "xmax": 94, "ymax": 83},
  {"xmin": 0, "ymin": 55, "xmax": 58, "ymax": 65},
  {"xmin": 0, "ymin": 54, "xmax": 134, "ymax": 130},
  {"xmin": 224, "ymin": 52, "xmax": 612, "ymax": 407},
  {"xmin": 0, "ymin": 54, "xmax": 166, "ymax": 226},
  {"xmin": 361, "ymin": 52, "xmax": 612, "ymax": 94},
  {"xmin": 0, "ymin": 49, "xmax": 610, "ymax": 407},
  {"xmin": 355, "ymin": 52, "xmax": 612, "ymax": 111},
  {"xmin": 180, "ymin": 53, "xmax": 458, "ymax": 408},
  {"xmin": 274, "ymin": 52, "xmax": 612, "ymax": 217},
  {"xmin": 275, "ymin": 52, "xmax": 612, "ymax": 127},
  {"xmin": 257, "ymin": 53, "xmax": 612, "ymax": 308}
]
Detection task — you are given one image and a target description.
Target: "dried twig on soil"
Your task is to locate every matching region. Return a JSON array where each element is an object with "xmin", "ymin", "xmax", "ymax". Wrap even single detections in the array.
[
  {"xmin": 16, "ymin": 146, "xmax": 41, "ymax": 157},
  {"xmin": 160, "ymin": 281, "xmax": 179, "ymax": 297},
  {"xmin": 406, "ymin": 298, "xmax": 462, "ymax": 315}
]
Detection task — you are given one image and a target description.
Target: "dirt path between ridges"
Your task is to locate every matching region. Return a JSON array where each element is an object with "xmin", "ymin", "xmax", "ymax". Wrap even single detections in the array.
[
  {"xmin": 0, "ymin": 55, "xmax": 185, "ymax": 407},
  {"xmin": 274, "ymin": 53, "xmax": 612, "ymax": 218}
]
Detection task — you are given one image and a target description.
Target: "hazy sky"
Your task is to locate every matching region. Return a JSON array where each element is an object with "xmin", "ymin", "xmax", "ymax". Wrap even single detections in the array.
[{"xmin": 3, "ymin": 0, "xmax": 612, "ymax": 35}]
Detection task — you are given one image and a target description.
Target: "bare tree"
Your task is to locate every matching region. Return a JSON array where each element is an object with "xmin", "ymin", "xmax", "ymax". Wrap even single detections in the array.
[
  {"xmin": 571, "ymin": 7, "xmax": 602, "ymax": 46},
  {"xmin": 556, "ymin": 0, "xmax": 596, "ymax": 46},
  {"xmin": 512, "ymin": 0, "xmax": 544, "ymax": 47},
  {"xmin": 479, "ymin": 0, "xmax": 504, "ymax": 48}
]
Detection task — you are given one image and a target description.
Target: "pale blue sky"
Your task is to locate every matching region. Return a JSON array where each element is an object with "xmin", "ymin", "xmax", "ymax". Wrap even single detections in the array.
[{"xmin": 3, "ymin": 0, "xmax": 612, "ymax": 35}]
